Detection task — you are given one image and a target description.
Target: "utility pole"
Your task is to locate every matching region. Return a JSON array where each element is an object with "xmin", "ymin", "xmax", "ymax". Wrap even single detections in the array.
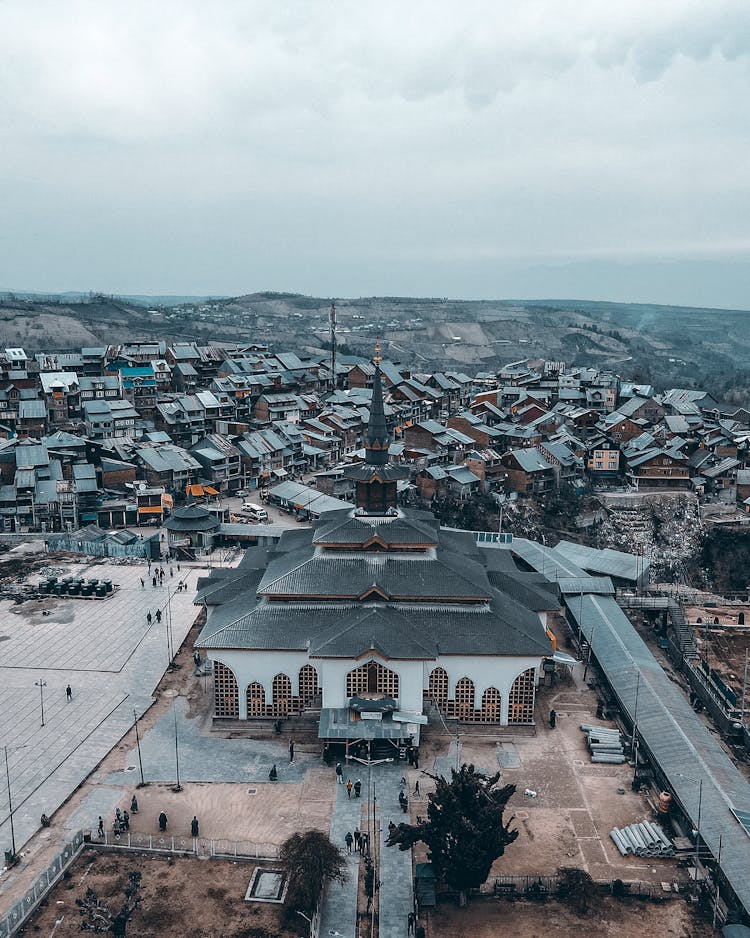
[
  {"xmin": 133, "ymin": 709, "xmax": 145, "ymax": 786},
  {"xmin": 741, "ymin": 648, "xmax": 748, "ymax": 730},
  {"xmin": 329, "ymin": 301, "xmax": 337, "ymax": 392},
  {"xmin": 172, "ymin": 699, "xmax": 182, "ymax": 792},
  {"xmin": 35, "ymin": 678, "xmax": 47, "ymax": 727},
  {"xmin": 3, "ymin": 746, "xmax": 19, "ymax": 863}
]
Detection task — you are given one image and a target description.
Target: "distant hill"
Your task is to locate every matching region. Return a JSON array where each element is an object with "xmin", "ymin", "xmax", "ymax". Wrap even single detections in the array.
[{"xmin": 1, "ymin": 290, "xmax": 748, "ymax": 406}]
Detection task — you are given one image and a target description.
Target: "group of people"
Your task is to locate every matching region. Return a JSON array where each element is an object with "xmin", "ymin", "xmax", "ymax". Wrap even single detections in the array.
[
  {"xmin": 344, "ymin": 828, "xmax": 371, "ymax": 856},
  {"xmin": 96, "ymin": 796, "xmax": 198, "ymax": 839},
  {"xmin": 342, "ymin": 775, "xmax": 363, "ymax": 799},
  {"xmin": 98, "ymin": 795, "xmax": 138, "ymax": 838}
]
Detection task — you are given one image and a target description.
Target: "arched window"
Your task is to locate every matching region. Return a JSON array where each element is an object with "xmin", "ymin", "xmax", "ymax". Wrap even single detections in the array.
[
  {"xmin": 214, "ymin": 661, "xmax": 239, "ymax": 718},
  {"xmin": 346, "ymin": 661, "xmax": 399, "ymax": 699},
  {"xmin": 479, "ymin": 687, "xmax": 501, "ymax": 724},
  {"xmin": 428, "ymin": 667, "xmax": 449, "ymax": 709},
  {"xmin": 299, "ymin": 664, "xmax": 320, "ymax": 709},
  {"xmin": 508, "ymin": 668, "xmax": 536, "ymax": 724},
  {"xmin": 246, "ymin": 681, "xmax": 266, "ymax": 718},
  {"xmin": 448, "ymin": 677, "xmax": 475, "ymax": 721},
  {"xmin": 272, "ymin": 673, "xmax": 293, "ymax": 718}
]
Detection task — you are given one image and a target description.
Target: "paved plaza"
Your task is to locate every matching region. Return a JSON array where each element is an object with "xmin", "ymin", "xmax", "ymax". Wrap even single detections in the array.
[{"xmin": 0, "ymin": 557, "xmax": 206, "ymax": 873}]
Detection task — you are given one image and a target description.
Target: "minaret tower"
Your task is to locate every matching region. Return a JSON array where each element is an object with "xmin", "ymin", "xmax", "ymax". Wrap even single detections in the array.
[{"xmin": 344, "ymin": 342, "xmax": 408, "ymax": 514}]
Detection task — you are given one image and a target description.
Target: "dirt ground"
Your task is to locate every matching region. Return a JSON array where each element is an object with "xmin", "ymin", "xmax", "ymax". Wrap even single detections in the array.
[
  {"xmin": 424, "ymin": 894, "xmax": 713, "ymax": 938},
  {"xmin": 684, "ymin": 604, "xmax": 750, "ymax": 698},
  {"xmin": 21, "ymin": 850, "xmax": 296, "ymax": 938},
  {"xmin": 413, "ymin": 678, "xmax": 694, "ymax": 887}
]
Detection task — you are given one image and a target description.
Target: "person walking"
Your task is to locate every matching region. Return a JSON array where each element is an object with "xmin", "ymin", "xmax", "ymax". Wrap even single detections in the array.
[
  {"xmin": 152, "ymin": 576, "xmax": 157, "ymax": 587},
  {"xmin": 130, "ymin": 795, "xmax": 138, "ymax": 814},
  {"xmin": 122, "ymin": 810, "xmax": 130, "ymax": 831},
  {"xmin": 346, "ymin": 779, "xmax": 353, "ymax": 799},
  {"xmin": 335, "ymin": 762, "xmax": 343, "ymax": 784},
  {"xmin": 158, "ymin": 811, "xmax": 168, "ymax": 832},
  {"xmin": 344, "ymin": 831, "xmax": 353, "ymax": 854},
  {"xmin": 191, "ymin": 816, "xmax": 199, "ymax": 837},
  {"xmin": 353, "ymin": 828, "xmax": 361, "ymax": 852},
  {"xmin": 289, "ymin": 739, "xmax": 295, "ymax": 764},
  {"xmin": 146, "ymin": 611, "xmax": 152, "ymax": 625},
  {"xmin": 354, "ymin": 779, "xmax": 362, "ymax": 798},
  {"xmin": 97, "ymin": 816, "xmax": 104, "ymax": 838},
  {"xmin": 140, "ymin": 578, "xmax": 145, "ymax": 588},
  {"xmin": 414, "ymin": 780, "xmax": 420, "ymax": 796},
  {"xmin": 155, "ymin": 609, "xmax": 162, "ymax": 623},
  {"xmin": 66, "ymin": 684, "xmax": 72, "ymax": 702},
  {"xmin": 269, "ymin": 764, "xmax": 278, "ymax": 782}
]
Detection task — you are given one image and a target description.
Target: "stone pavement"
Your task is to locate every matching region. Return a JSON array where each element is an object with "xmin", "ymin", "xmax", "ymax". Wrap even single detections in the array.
[
  {"xmin": 375, "ymin": 763, "xmax": 415, "ymax": 938},
  {"xmin": 0, "ymin": 559, "xmax": 206, "ymax": 881},
  {"xmin": 319, "ymin": 778, "xmax": 362, "ymax": 938},
  {"xmin": 104, "ymin": 695, "xmax": 318, "ymax": 787}
]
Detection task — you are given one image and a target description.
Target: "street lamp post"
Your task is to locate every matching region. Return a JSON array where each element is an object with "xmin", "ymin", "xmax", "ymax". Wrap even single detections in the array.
[
  {"xmin": 172, "ymin": 699, "xmax": 182, "ymax": 792},
  {"xmin": 35, "ymin": 678, "xmax": 47, "ymax": 727},
  {"xmin": 3, "ymin": 745, "xmax": 19, "ymax": 863},
  {"xmin": 676, "ymin": 771, "xmax": 704, "ymax": 894}
]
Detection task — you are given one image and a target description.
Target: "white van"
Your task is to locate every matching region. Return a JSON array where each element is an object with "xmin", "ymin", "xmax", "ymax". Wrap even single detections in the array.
[{"xmin": 241, "ymin": 502, "xmax": 268, "ymax": 523}]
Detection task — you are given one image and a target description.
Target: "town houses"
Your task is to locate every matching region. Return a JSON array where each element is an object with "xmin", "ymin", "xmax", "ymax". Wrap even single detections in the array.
[{"xmin": 0, "ymin": 339, "xmax": 749, "ymax": 535}]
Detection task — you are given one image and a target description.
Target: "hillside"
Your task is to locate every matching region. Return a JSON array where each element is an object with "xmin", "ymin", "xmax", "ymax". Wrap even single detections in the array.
[{"xmin": 1, "ymin": 291, "xmax": 749, "ymax": 405}]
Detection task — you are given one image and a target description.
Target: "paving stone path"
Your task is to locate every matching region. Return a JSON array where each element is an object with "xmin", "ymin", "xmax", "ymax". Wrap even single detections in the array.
[
  {"xmin": 318, "ymin": 778, "xmax": 362, "ymax": 938},
  {"xmin": 376, "ymin": 763, "xmax": 415, "ymax": 938}
]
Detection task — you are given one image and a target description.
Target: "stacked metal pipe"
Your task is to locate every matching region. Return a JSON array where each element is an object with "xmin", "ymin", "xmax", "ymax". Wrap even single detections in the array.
[
  {"xmin": 580, "ymin": 723, "xmax": 627, "ymax": 764},
  {"xmin": 609, "ymin": 822, "xmax": 674, "ymax": 857}
]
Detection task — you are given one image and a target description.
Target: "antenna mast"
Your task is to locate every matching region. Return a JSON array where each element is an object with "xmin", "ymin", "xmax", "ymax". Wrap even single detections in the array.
[{"xmin": 329, "ymin": 301, "xmax": 337, "ymax": 391}]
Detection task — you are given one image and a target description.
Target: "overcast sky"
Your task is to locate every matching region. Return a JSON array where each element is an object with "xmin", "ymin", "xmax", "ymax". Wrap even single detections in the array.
[{"xmin": 1, "ymin": 1, "xmax": 749, "ymax": 307}]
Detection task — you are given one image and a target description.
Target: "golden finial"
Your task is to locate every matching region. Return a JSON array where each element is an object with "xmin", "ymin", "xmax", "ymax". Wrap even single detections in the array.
[{"xmin": 374, "ymin": 341, "xmax": 382, "ymax": 366}]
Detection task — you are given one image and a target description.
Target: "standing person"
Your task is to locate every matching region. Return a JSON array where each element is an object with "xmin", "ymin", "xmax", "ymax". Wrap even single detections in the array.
[
  {"xmin": 191, "ymin": 816, "xmax": 199, "ymax": 837},
  {"xmin": 66, "ymin": 684, "xmax": 72, "ymax": 702},
  {"xmin": 335, "ymin": 762, "xmax": 343, "ymax": 784},
  {"xmin": 130, "ymin": 794, "xmax": 138, "ymax": 814},
  {"xmin": 407, "ymin": 911, "xmax": 416, "ymax": 934},
  {"xmin": 97, "ymin": 816, "xmax": 104, "ymax": 838},
  {"xmin": 414, "ymin": 780, "xmax": 420, "ymax": 796},
  {"xmin": 289, "ymin": 739, "xmax": 295, "ymax": 764},
  {"xmin": 169, "ymin": 567, "xmax": 174, "ymax": 577},
  {"xmin": 146, "ymin": 612, "xmax": 152, "ymax": 625},
  {"xmin": 269, "ymin": 764, "xmax": 278, "ymax": 782},
  {"xmin": 140, "ymin": 578, "xmax": 145, "ymax": 588},
  {"xmin": 354, "ymin": 779, "xmax": 362, "ymax": 798},
  {"xmin": 353, "ymin": 828, "xmax": 361, "ymax": 852},
  {"xmin": 122, "ymin": 810, "xmax": 129, "ymax": 831},
  {"xmin": 346, "ymin": 779, "xmax": 353, "ymax": 799},
  {"xmin": 155, "ymin": 609, "xmax": 162, "ymax": 623},
  {"xmin": 152, "ymin": 576, "xmax": 157, "ymax": 588},
  {"xmin": 414, "ymin": 751, "xmax": 419, "ymax": 770},
  {"xmin": 158, "ymin": 811, "xmax": 168, "ymax": 832},
  {"xmin": 344, "ymin": 831, "xmax": 353, "ymax": 854}
]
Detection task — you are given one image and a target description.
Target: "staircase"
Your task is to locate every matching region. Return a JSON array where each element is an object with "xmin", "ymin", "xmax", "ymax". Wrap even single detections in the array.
[{"xmin": 668, "ymin": 599, "xmax": 699, "ymax": 661}]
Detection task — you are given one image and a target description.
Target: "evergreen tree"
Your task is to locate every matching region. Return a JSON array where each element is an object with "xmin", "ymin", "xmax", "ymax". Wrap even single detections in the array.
[{"xmin": 386, "ymin": 764, "xmax": 518, "ymax": 902}]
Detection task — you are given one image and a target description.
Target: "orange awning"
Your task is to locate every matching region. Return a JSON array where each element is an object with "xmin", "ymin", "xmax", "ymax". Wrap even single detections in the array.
[{"xmin": 138, "ymin": 506, "xmax": 163, "ymax": 515}]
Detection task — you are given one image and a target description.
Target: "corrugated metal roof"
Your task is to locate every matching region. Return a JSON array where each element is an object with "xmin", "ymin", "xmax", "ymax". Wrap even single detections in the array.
[{"xmin": 569, "ymin": 595, "xmax": 750, "ymax": 918}]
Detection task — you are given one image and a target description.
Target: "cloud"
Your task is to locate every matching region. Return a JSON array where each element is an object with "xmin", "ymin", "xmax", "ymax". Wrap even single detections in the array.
[{"xmin": 0, "ymin": 0, "xmax": 748, "ymax": 302}]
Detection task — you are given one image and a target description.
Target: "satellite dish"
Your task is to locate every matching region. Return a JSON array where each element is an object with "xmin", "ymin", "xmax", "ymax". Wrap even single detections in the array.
[{"xmin": 138, "ymin": 483, "xmax": 147, "ymax": 492}]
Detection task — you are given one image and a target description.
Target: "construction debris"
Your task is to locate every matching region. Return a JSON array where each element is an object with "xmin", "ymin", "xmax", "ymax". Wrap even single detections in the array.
[
  {"xmin": 580, "ymin": 723, "xmax": 628, "ymax": 764},
  {"xmin": 610, "ymin": 822, "xmax": 675, "ymax": 857}
]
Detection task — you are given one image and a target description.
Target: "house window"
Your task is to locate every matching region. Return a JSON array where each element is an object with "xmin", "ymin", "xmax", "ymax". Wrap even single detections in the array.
[
  {"xmin": 508, "ymin": 668, "xmax": 536, "ymax": 724},
  {"xmin": 214, "ymin": 661, "xmax": 239, "ymax": 718},
  {"xmin": 447, "ymin": 677, "xmax": 475, "ymax": 721},
  {"xmin": 346, "ymin": 661, "xmax": 399, "ymax": 699},
  {"xmin": 298, "ymin": 664, "xmax": 319, "ymax": 708},
  {"xmin": 428, "ymin": 667, "xmax": 449, "ymax": 708},
  {"xmin": 478, "ymin": 686, "xmax": 501, "ymax": 724},
  {"xmin": 271, "ymin": 673, "xmax": 295, "ymax": 717},
  {"xmin": 246, "ymin": 681, "xmax": 266, "ymax": 717}
]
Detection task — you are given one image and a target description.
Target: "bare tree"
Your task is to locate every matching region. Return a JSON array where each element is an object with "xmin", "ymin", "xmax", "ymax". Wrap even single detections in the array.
[{"xmin": 76, "ymin": 871, "xmax": 142, "ymax": 936}]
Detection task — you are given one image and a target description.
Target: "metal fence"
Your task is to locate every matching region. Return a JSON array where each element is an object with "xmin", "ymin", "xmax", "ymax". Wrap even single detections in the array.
[
  {"xmin": 491, "ymin": 874, "xmax": 687, "ymax": 902},
  {"xmin": 0, "ymin": 830, "xmax": 85, "ymax": 938},
  {"xmin": 93, "ymin": 830, "xmax": 279, "ymax": 860}
]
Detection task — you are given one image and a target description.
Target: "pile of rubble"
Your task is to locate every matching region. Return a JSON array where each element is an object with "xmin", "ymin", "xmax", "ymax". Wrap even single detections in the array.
[{"xmin": 581, "ymin": 723, "xmax": 627, "ymax": 764}]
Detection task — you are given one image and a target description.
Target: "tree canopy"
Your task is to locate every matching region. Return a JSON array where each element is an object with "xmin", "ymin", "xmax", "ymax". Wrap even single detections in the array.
[
  {"xmin": 386, "ymin": 763, "xmax": 518, "ymax": 897},
  {"xmin": 279, "ymin": 829, "xmax": 348, "ymax": 919}
]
